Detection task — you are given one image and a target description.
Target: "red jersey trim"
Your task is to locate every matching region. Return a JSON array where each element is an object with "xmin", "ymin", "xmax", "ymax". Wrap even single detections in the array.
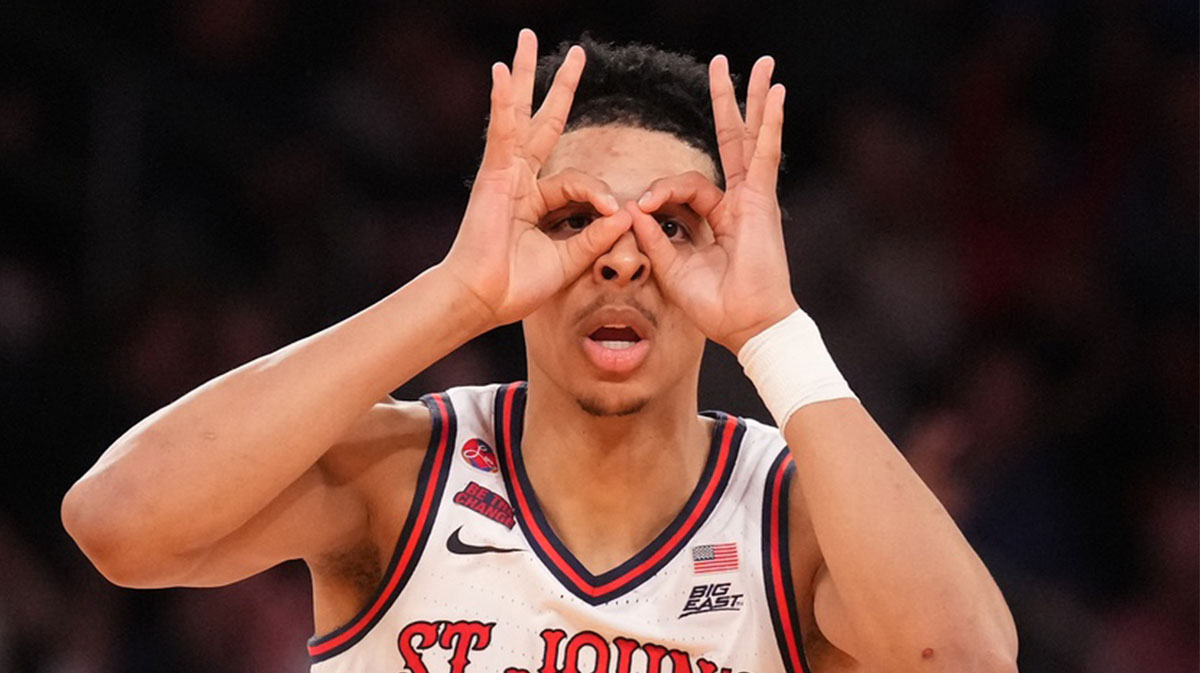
[
  {"xmin": 307, "ymin": 392, "xmax": 457, "ymax": 662},
  {"xmin": 494, "ymin": 382, "xmax": 744, "ymax": 605},
  {"xmin": 762, "ymin": 448, "xmax": 812, "ymax": 673}
]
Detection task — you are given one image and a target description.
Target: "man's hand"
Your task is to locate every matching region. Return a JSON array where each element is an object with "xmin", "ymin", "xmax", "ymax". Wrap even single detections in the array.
[
  {"xmin": 442, "ymin": 29, "xmax": 634, "ymax": 328},
  {"xmin": 629, "ymin": 55, "xmax": 798, "ymax": 353}
]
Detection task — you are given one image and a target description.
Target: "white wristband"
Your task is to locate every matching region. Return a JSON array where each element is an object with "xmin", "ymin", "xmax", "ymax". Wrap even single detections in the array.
[{"xmin": 737, "ymin": 309, "xmax": 857, "ymax": 429}]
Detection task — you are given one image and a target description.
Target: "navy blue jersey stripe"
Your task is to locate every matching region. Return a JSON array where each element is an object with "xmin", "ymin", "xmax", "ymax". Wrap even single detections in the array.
[
  {"xmin": 308, "ymin": 393, "xmax": 457, "ymax": 663},
  {"xmin": 761, "ymin": 447, "xmax": 812, "ymax": 673},
  {"xmin": 495, "ymin": 381, "xmax": 745, "ymax": 605}
]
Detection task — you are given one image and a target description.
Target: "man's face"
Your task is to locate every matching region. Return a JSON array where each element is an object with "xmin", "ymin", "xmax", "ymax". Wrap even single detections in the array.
[{"xmin": 524, "ymin": 125, "xmax": 720, "ymax": 416}]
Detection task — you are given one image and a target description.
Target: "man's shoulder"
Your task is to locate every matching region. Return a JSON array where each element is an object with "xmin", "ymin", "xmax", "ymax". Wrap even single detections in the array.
[
  {"xmin": 719, "ymin": 412, "xmax": 787, "ymax": 463},
  {"xmin": 316, "ymin": 397, "xmax": 437, "ymax": 481},
  {"xmin": 334, "ymin": 383, "xmax": 509, "ymax": 452},
  {"xmin": 346, "ymin": 397, "xmax": 434, "ymax": 447},
  {"xmin": 737, "ymin": 414, "xmax": 782, "ymax": 438},
  {"xmin": 703, "ymin": 408, "xmax": 778, "ymax": 434},
  {"xmin": 436, "ymin": 382, "xmax": 512, "ymax": 408}
]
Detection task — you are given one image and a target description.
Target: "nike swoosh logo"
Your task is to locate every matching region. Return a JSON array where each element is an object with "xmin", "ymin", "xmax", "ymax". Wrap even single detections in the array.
[{"xmin": 446, "ymin": 526, "xmax": 524, "ymax": 555}]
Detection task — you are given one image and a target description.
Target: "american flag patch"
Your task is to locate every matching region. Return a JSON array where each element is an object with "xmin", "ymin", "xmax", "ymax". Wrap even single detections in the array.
[{"xmin": 692, "ymin": 543, "xmax": 739, "ymax": 574}]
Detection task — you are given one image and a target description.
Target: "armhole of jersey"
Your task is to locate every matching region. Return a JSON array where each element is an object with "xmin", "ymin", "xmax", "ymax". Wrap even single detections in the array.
[
  {"xmin": 308, "ymin": 392, "xmax": 458, "ymax": 663},
  {"xmin": 761, "ymin": 446, "xmax": 813, "ymax": 673}
]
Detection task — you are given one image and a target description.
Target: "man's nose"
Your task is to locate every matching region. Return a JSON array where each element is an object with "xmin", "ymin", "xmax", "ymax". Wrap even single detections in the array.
[{"xmin": 592, "ymin": 228, "xmax": 649, "ymax": 286}]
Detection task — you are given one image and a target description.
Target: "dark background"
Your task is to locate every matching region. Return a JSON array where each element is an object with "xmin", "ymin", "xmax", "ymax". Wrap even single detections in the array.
[{"xmin": 0, "ymin": 0, "xmax": 1196, "ymax": 671}]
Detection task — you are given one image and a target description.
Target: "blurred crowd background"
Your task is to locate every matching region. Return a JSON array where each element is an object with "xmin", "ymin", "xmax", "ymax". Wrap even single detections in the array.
[{"xmin": 1, "ymin": 0, "xmax": 1196, "ymax": 671}]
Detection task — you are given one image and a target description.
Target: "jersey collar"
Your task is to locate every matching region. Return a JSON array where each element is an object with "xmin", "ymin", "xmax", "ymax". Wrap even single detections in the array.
[{"xmin": 493, "ymin": 381, "xmax": 744, "ymax": 605}]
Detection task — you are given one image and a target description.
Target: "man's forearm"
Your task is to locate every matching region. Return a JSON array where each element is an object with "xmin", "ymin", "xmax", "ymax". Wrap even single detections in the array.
[
  {"xmin": 784, "ymin": 400, "xmax": 1018, "ymax": 671},
  {"xmin": 63, "ymin": 265, "xmax": 491, "ymax": 566}
]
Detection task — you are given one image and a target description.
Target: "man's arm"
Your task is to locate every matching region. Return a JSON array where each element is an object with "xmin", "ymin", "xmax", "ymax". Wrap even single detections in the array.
[
  {"xmin": 62, "ymin": 29, "xmax": 634, "ymax": 589},
  {"xmin": 630, "ymin": 55, "xmax": 1017, "ymax": 672},
  {"xmin": 62, "ymin": 270, "xmax": 489, "ymax": 586},
  {"xmin": 784, "ymin": 400, "xmax": 1018, "ymax": 671}
]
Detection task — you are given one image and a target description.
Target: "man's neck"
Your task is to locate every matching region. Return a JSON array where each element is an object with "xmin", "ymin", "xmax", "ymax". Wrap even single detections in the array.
[{"xmin": 520, "ymin": 368, "xmax": 712, "ymax": 574}]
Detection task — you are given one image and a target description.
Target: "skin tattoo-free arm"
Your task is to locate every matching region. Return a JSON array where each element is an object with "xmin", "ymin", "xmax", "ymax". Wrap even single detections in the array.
[
  {"xmin": 61, "ymin": 30, "xmax": 629, "ymax": 592},
  {"xmin": 630, "ymin": 55, "xmax": 1019, "ymax": 673}
]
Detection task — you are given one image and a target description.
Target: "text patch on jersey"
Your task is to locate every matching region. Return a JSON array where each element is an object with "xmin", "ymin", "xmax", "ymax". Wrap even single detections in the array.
[
  {"xmin": 453, "ymin": 481, "xmax": 515, "ymax": 529},
  {"xmin": 398, "ymin": 622, "xmax": 751, "ymax": 673},
  {"xmin": 679, "ymin": 583, "xmax": 744, "ymax": 618},
  {"xmin": 461, "ymin": 438, "xmax": 499, "ymax": 473}
]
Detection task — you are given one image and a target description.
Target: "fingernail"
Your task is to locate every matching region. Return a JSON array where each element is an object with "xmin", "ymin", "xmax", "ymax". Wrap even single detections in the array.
[
  {"xmin": 604, "ymin": 194, "xmax": 619, "ymax": 212},
  {"xmin": 638, "ymin": 191, "xmax": 653, "ymax": 207}
]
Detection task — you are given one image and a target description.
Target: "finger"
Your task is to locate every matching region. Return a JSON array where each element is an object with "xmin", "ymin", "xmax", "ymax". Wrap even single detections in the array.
[
  {"xmin": 746, "ymin": 83, "xmax": 785, "ymax": 196},
  {"xmin": 539, "ymin": 168, "xmax": 620, "ymax": 215},
  {"xmin": 558, "ymin": 209, "xmax": 633, "ymax": 276},
  {"xmin": 635, "ymin": 171, "xmax": 724, "ymax": 218},
  {"xmin": 709, "ymin": 55, "xmax": 747, "ymax": 188},
  {"xmin": 510, "ymin": 29, "xmax": 538, "ymax": 122},
  {"xmin": 741, "ymin": 56, "xmax": 775, "ymax": 168},
  {"xmin": 628, "ymin": 203, "xmax": 680, "ymax": 273},
  {"xmin": 526, "ymin": 45, "xmax": 586, "ymax": 170},
  {"xmin": 479, "ymin": 62, "xmax": 516, "ymax": 172}
]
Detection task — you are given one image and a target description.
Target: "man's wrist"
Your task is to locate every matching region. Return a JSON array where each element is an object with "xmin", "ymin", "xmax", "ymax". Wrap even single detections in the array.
[
  {"xmin": 737, "ymin": 308, "xmax": 857, "ymax": 428},
  {"xmin": 428, "ymin": 263, "xmax": 504, "ymax": 336},
  {"xmin": 723, "ymin": 299, "xmax": 801, "ymax": 355}
]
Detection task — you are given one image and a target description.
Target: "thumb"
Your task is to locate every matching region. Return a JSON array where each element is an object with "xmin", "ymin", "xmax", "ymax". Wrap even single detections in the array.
[{"xmin": 557, "ymin": 210, "xmax": 633, "ymax": 278}]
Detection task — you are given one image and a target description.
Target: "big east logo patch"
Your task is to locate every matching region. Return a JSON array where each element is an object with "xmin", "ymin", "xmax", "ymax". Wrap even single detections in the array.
[{"xmin": 679, "ymin": 583, "xmax": 744, "ymax": 618}]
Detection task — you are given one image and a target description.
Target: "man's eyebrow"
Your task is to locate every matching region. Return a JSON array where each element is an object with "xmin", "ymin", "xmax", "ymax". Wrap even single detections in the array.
[
  {"xmin": 544, "ymin": 201, "xmax": 601, "ymax": 214},
  {"xmin": 537, "ymin": 202, "xmax": 602, "ymax": 227},
  {"xmin": 648, "ymin": 201, "xmax": 704, "ymax": 221}
]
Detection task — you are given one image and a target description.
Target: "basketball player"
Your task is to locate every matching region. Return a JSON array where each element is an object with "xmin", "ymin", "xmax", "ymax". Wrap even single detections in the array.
[{"xmin": 62, "ymin": 31, "xmax": 1018, "ymax": 672}]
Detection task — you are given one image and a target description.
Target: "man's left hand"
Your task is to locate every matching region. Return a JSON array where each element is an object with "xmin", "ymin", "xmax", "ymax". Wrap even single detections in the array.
[{"xmin": 629, "ymin": 55, "xmax": 798, "ymax": 354}]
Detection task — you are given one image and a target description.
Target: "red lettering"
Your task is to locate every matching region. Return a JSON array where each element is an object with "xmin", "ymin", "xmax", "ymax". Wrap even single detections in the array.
[
  {"xmin": 613, "ymin": 637, "xmax": 639, "ymax": 673},
  {"xmin": 397, "ymin": 621, "xmax": 439, "ymax": 673},
  {"xmin": 667, "ymin": 650, "xmax": 692, "ymax": 672},
  {"xmin": 398, "ymin": 620, "xmax": 494, "ymax": 673},
  {"xmin": 538, "ymin": 629, "xmax": 568, "ymax": 673},
  {"xmin": 564, "ymin": 631, "xmax": 610, "ymax": 673},
  {"xmin": 644, "ymin": 643, "xmax": 668, "ymax": 673},
  {"xmin": 438, "ymin": 621, "xmax": 494, "ymax": 673},
  {"xmin": 643, "ymin": 643, "xmax": 693, "ymax": 673},
  {"xmin": 401, "ymin": 623, "xmax": 739, "ymax": 673}
]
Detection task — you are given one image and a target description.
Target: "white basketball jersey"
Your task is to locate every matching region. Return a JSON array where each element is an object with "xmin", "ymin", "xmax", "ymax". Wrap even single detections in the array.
[{"xmin": 308, "ymin": 382, "xmax": 811, "ymax": 673}]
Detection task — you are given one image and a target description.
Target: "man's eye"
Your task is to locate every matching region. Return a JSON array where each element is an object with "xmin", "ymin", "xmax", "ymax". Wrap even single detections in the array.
[
  {"xmin": 658, "ymin": 217, "xmax": 690, "ymax": 241},
  {"xmin": 553, "ymin": 214, "xmax": 595, "ymax": 233}
]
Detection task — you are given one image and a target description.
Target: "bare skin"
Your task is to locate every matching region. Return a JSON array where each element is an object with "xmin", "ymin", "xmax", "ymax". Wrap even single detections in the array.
[{"xmin": 62, "ymin": 30, "xmax": 1017, "ymax": 673}]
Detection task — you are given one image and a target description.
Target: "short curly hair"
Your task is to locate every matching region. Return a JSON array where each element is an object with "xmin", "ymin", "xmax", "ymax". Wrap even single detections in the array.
[{"xmin": 533, "ymin": 35, "xmax": 727, "ymax": 186}]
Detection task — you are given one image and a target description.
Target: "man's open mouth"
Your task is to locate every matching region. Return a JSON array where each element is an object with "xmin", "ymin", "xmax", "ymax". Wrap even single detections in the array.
[
  {"xmin": 578, "ymin": 307, "xmax": 654, "ymax": 375},
  {"xmin": 588, "ymin": 325, "xmax": 643, "ymax": 350}
]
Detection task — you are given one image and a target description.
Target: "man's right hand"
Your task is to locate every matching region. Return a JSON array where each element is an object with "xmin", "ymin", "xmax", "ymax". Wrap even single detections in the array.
[
  {"xmin": 441, "ymin": 29, "xmax": 633, "ymax": 327},
  {"xmin": 60, "ymin": 29, "xmax": 631, "ymax": 609}
]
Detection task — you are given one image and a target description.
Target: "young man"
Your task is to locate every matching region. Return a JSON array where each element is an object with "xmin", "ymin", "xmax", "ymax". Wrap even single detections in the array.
[{"xmin": 62, "ymin": 31, "xmax": 1018, "ymax": 673}]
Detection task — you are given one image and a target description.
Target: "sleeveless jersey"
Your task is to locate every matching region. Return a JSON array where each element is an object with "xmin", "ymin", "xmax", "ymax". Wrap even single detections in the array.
[{"xmin": 308, "ymin": 382, "xmax": 812, "ymax": 673}]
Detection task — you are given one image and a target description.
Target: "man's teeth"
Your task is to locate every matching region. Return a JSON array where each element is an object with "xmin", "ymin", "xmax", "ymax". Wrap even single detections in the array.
[{"xmin": 596, "ymin": 340, "xmax": 636, "ymax": 350}]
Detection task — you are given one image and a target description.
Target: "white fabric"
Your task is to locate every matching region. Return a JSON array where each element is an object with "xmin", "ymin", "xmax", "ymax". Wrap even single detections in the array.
[
  {"xmin": 737, "ymin": 310, "xmax": 857, "ymax": 429},
  {"xmin": 310, "ymin": 383, "xmax": 796, "ymax": 673}
]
